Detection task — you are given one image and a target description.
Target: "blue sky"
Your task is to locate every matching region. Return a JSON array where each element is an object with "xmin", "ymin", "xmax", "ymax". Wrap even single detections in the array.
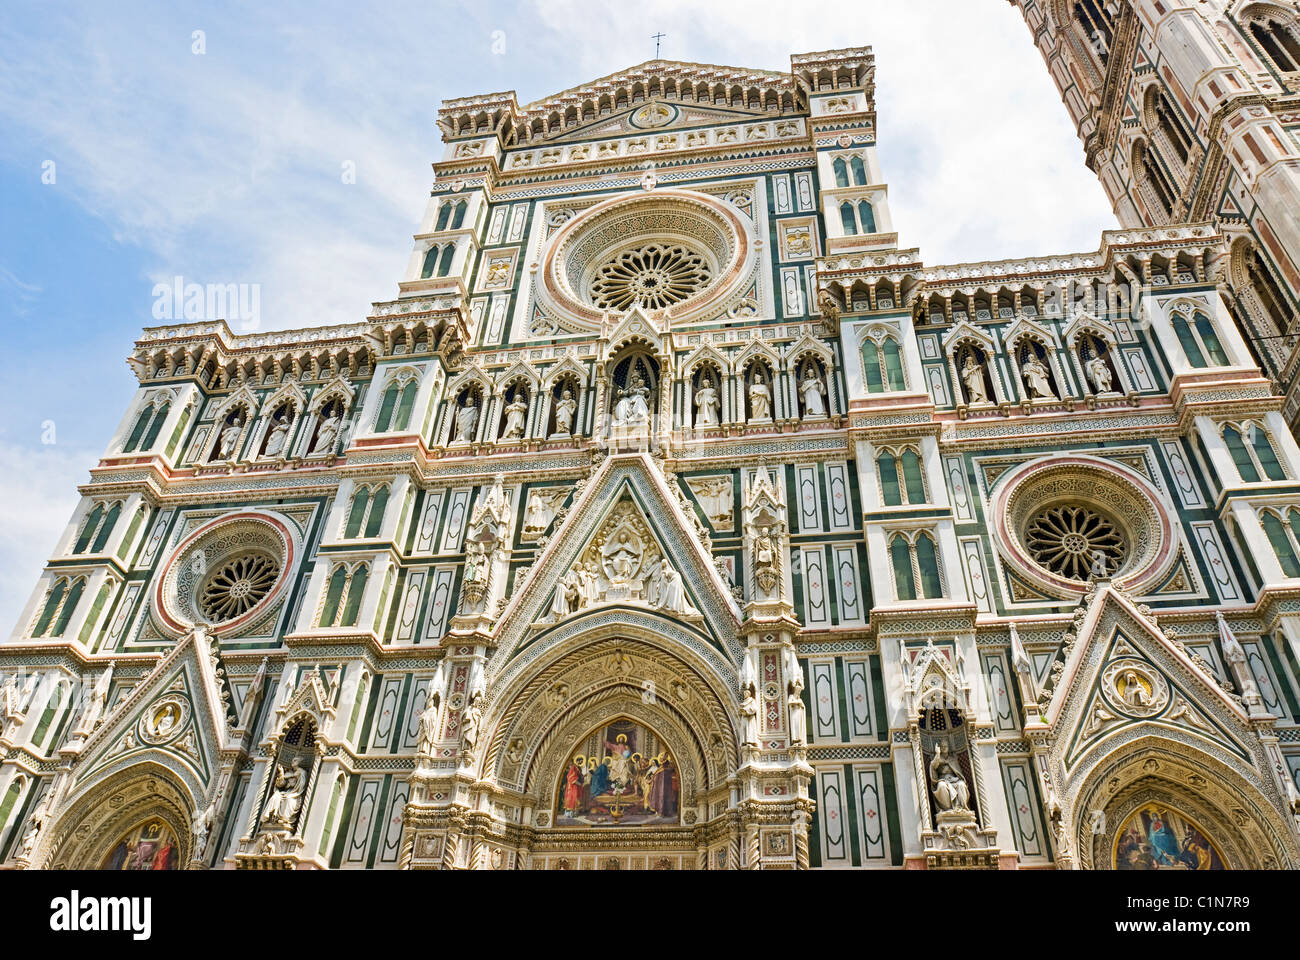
[{"xmin": 0, "ymin": 0, "xmax": 1116, "ymax": 630}]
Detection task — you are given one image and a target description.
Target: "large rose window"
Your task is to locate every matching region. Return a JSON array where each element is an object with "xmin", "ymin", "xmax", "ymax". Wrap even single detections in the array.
[
  {"xmin": 589, "ymin": 243, "xmax": 712, "ymax": 311},
  {"xmin": 153, "ymin": 511, "xmax": 297, "ymax": 636},
  {"xmin": 990, "ymin": 456, "xmax": 1176, "ymax": 598},
  {"xmin": 534, "ymin": 188, "xmax": 756, "ymax": 329}
]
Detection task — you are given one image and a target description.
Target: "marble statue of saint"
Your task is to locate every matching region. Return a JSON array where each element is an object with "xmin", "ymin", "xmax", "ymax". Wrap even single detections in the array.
[
  {"xmin": 263, "ymin": 412, "xmax": 292, "ymax": 457},
  {"xmin": 456, "ymin": 396, "xmax": 479, "ymax": 443},
  {"xmin": 416, "ymin": 691, "xmax": 442, "ymax": 758},
  {"xmin": 613, "ymin": 373, "xmax": 651, "ymax": 428},
  {"xmin": 787, "ymin": 683, "xmax": 807, "ymax": 745},
  {"xmin": 929, "ymin": 743, "xmax": 970, "ymax": 812},
  {"xmin": 18, "ymin": 796, "xmax": 50, "ymax": 860},
  {"xmin": 523, "ymin": 492, "xmax": 553, "ymax": 536},
  {"xmin": 754, "ymin": 526, "xmax": 777, "ymax": 579},
  {"xmin": 1086, "ymin": 355, "xmax": 1113, "ymax": 394},
  {"xmin": 748, "ymin": 373, "xmax": 771, "ymax": 421},
  {"xmin": 695, "ymin": 376, "xmax": 720, "ymax": 426},
  {"xmin": 576, "ymin": 562, "xmax": 600, "ymax": 609},
  {"xmin": 264, "ymin": 757, "xmax": 307, "ymax": 827},
  {"xmin": 460, "ymin": 696, "xmax": 482, "ymax": 754},
  {"xmin": 501, "ymin": 391, "xmax": 527, "ymax": 440},
  {"xmin": 217, "ymin": 416, "xmax": 244, "ymax": 459},
  {"xmin": 191, "ymin": 801, "xmax": 216, "ymax": 859},
  {"xmin": 1021, "ymin": 354, "xmax": 1055, "ymax": 400},
  {"xmin": 552, "ymin": 389, "xmax": 576, "ymax": 436},
  {"xmin": 551, "ymin": 570, "xmax": 579, "ymax": 620},
  {"xmin": 739, "ymin": 683, "xmax": 760, "ymax": 747},
  {"xmin": 656, "ymin": 558, "xmax": 696, "ymax": 616},
  {"xmin": 311, "ymin": 411, "xmax": 340, "ymax": 454},
  {"xmin": 960, "ymin": 356, "xmax": 987, "ymax": 403},
  {"xmin": 799, "ymin": 368, "xmax": 827, "ymax": 418}
]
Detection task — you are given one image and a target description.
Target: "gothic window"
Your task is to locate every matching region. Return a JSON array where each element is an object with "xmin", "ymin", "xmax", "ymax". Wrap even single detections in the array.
[
  {"xmin": 319, "ymin": 563, "xmax": 369, "ymax": 628},
  {"xmin": 838, "ymin": 199, "xmax": 877, "ymax": 236},
  {"xmin": 1222, "ymin": 422, "xmax": 1286, "ymax": 482},
  {"xmin": 832, "ymin": 154, "xmax": 869, "ymax": 187},
  {"xmin": 1247, "ymin": 14, "xmax": 1300, "ymax": 73},
  {"xmin": 123, "ymin": 398, "xmax": 171, "ymax": 453},
  {"xmin": 451, "ymin": 200, "xmax": 468, "ymax": 229},
  {"xmin": 878, "ymin": 447, "xmax": 928, "ymax": 506},
  {"xmin": 861, "ymin": 336, "xmax": 906, "ymax": 392},
  {"xmin": 1259, "ymin": 508, "xmax": 1300, "ymax": 577},
  {"xmin": 889, "ymin": 532, "xmax": 943, "ymax": 601},
  {"xmin": 1074, "ymin": 0, "xmax": 1118, "ymax": 66},
  {"xmin": 343, "ymin": 484, "xmax": 390, "ymax": 539},
  {"xmin": 31, "ymin": 576, "xmax": 86, "ymax": 638},
  {"xmin": 421, "ymin": 245, "xmax": 439, "ymax": 279},
  {"xmin": 1134, "ymin": 141, "xmax": 1176, "ymax": 221},
  {"xmin": 840, "ymin": 201, "xmax": 857, "ymax": 236},
  {"xmin": 1150, "ymin": 88, "xmax": 1192, "ymax": 166},
  {"xmin": 438, "ymin": 244, "xmax": 456, "ymax": 277},
  {"xmin": 374, "ymin": 374, "xmax": 419, "ymax": 433},
  {"xmin": 851, "ymin": 155, "xmax": 867, "ymax": 185},
  {"xmin": 1171, "ymin": 310, "xmax": 1229, "ymax": 367},
  {"xmin": 833, "ymin": 157, "xmax": 849, "ymax": 187},
  {"xmin": 435, "ymin": 203, "xmax": 452, "ymax": 232},
  {"xmin": 72, "ymin": 501, "xmax": 122, "ymax": 555}
]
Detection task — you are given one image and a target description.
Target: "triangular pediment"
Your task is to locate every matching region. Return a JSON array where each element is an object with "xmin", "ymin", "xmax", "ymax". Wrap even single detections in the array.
[
  {"xmin": 1044, "ymin": 585, "xmax": 1253, "ymax": 777},
  {"xmin": 541, "ymin": 100, "xmax": 790, "ymax": 145},
  {"xmin": 70, "ymin": 629, "xmax": 233, "ymax": 804},
  {"xmin": 488, "ymin": 454, "xmax": 742, "ymax": 671}
]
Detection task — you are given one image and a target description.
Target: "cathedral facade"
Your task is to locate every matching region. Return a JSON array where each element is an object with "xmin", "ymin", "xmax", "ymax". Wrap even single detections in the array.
[{"xmin": 4, "ymin": 26, "xmax": 1300, "ymax": 871}]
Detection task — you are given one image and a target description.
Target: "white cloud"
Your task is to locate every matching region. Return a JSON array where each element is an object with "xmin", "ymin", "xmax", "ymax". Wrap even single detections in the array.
[{"xmin": 0, "ymin": 443, "xmax": 93, "ymax": 634}]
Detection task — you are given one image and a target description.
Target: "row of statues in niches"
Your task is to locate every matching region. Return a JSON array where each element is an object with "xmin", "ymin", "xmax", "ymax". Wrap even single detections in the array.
[
  {"xmin": 442, "ymin": 353, "xmax": 837, "ymax": 446},
  {"xmin": 206, "ymin": 397, "xmax": 349, "ymax": 464},
  {"xmin": 952, "ymin": 331, "xmax": 1125, "ymax": 407}
]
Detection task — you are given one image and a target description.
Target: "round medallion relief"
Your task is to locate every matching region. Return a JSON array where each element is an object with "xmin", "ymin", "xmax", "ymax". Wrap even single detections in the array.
[
  {"xmin": 1101, "ymin": 660, "xmax": 1170, "ymax": 718},
  {"xmin": 153, "ymin": 511, "xmax": 297, "ymax": 637},
  {"xmin": 990, "ymin": 455, "xmax": 1177, "ymax": 598},
  {"xmin": 138, "ymin": 694, "xmax": 191, "ymax": 745}
]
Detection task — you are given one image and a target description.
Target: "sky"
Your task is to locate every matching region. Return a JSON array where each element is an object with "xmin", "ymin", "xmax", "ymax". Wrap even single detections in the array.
[{"xmin": 0, "ymin": 0, "xmax": 1117, "ymax": 631}]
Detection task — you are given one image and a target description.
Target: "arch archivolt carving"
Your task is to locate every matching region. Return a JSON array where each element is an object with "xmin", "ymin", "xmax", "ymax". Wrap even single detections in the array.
[
  {"xmin": 43, "ymin": 761, "xmax": 196, "ymax": 870},
  {"xmin": 483, "ymin": 633, "xmax": 739, "ymax": 802},
  {"xmin": 1067, "ymin": 735, "xmax": 1299, "ymax": 870}
]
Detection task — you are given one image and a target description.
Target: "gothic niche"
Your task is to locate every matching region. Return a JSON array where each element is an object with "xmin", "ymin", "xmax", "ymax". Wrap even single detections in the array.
[
  {"xmin": 1014, "ymin": 338, "xmax": 1060, "ymax": 401},
  {"xmin": 547, "ymin": 375, "xmax": 581, "ymax": 438},
  {"xmin": 793, "ymin": 356, "xmax": 829, "ymax": 420},
  {"xmin": 306, "ymin": 398, "xmax": 346, "ymax": 456},
  {"xmin": 544, "ymin": 499, "xmax": 698, "ymax": 622},
  {"xmin": 556, "ymin": 718, "xmax": 681, "ymax": 827},
  {"xmin": 919, "ymin": 707, "xmax": 983, "ymax": 849},
  {"xmin": 257, "ymin": 717, "xmax": 317, "ymax": 842},
  {"xmin": 953, "ymin": 342, "xmax": 996, "ymax": 406},
  {"xmin": 742, "ymin": 358, "xmax": 775, "ymax": 423},
  {"xmin": 498, "ymin": 382, "xmax": 530, "ymax": 441},
  {"xmin": 608, "ymin": 351, "xmax": 658, "ymax": 438},
  {"xmin": 210, "ymin": 406, "xmax": 249, "ymax": 462},
  {"xmin": 1076, "ymin": 332, "xmax": 1120, "ymax": 396},
  {"xmin": 450, "ymin": 383, "xmax": 484, "ymax": 445},
  {"xmin": 259, "ymin": 402, "xmax": 296, "ymax": 459},
  {"xmin": 691, "ymin": 362, "xmax": 724, "ymax": 429}
]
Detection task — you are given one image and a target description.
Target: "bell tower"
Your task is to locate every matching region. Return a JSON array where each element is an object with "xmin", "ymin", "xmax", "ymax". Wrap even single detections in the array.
[{"xmin": 1011, "ymin": 0, "xmax": 1300, "ymax": 428}]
